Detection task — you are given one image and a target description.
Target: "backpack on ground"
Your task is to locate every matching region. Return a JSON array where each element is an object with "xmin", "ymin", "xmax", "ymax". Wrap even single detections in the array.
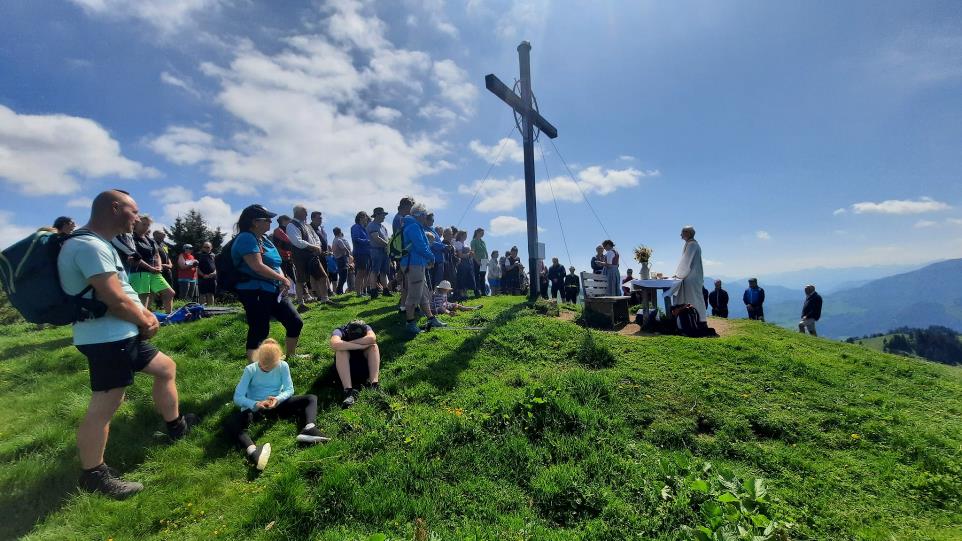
[
  {"xmin": 0, "ymin": 230, "xmax": 107, "ymax": 325},
  {"xmin": 671, "ymin": 304, "xmax": 718, "ymax": 338},
  {"xmin": 388, "ymin": 229, "xmax": 408, "ymax": 261}
]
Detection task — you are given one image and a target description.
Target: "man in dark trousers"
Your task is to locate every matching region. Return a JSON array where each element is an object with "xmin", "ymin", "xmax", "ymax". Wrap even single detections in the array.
[
  {"xmin": 743, "ymin": 278, "xmax": 766, "ymax": 321},
  {"xmin": 547, "ymin": 257, "xmax": 566, "ymax": 300},
  {"xmin": 708, "ymin": 279, "xmax": 729, "ymax": 318},
  {"xmin": 563, "ymin": 266, "xmax": 580, "ymax": 303},
  {"xmin": 798, "ymin": 284, "xmax": 823, "ymax": 336}
]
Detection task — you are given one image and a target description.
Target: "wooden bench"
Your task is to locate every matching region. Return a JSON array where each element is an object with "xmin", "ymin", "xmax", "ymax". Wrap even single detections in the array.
[{"xmin": 581, "ymin": 272, "xmax": 631, "ymax": 329}]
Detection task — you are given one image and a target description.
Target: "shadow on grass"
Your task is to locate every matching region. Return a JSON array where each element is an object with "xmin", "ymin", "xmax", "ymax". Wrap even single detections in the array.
[
  {"xmin": 392, "ymin": 303, "xmax": 528, "ymax": 392},
  {"xmin": 2, "ymin": 389, "xmax": 231, "ymax": 539},
  {"xmin": 0, "ymin": 336, "xmax": 73, "ymax": 361}
]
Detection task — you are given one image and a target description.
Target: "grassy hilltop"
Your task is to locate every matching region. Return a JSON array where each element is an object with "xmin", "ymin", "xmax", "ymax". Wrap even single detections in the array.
[{"xmin": 1, "ymin": 296, "xmax": 961, "ymax": 540}]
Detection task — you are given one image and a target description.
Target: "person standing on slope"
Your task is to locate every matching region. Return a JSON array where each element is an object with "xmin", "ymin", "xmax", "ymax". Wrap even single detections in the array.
[{"xmin": 670, "ymin": 225, "xmax": 707, "ymax": 321}]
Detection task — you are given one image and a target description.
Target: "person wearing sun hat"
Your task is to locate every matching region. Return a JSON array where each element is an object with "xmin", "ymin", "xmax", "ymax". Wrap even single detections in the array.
[
  {"xmin": 231, "ymin": 204, "xmax": 304, "ymax": 362},
  {"xmin": 430, "ymin": 280, "xmax": 482, "ymax": 316}
]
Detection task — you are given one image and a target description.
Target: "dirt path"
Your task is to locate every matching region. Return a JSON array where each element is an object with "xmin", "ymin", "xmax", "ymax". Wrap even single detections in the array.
[{"xmin": 558, "ymin": 309, "xmax": 737, "ymax": 338}]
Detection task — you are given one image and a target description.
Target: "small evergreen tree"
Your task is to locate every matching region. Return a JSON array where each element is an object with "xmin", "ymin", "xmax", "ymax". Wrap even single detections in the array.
[{"xmin": 166, "ymin": 209, "xmax": 225, "ymax": 254}]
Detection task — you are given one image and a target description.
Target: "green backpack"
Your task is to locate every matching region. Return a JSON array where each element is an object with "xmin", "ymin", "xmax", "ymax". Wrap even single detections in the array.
[{"xmin": 388, "ymin": 229, "xmax": 408, "ymax": 261}]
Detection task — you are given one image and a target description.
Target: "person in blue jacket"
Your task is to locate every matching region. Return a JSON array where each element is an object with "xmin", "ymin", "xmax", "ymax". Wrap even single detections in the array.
[
  {"xmin": 400, "ymin": 204, "xmax": 447, "ymax": 334},
  {"xmin": 743, "ymin": 278, "xmax": 766, "ymax": 321},
  {"xmin": 351, "ymin": 212, "xmax": 372, "ymax": 298}
]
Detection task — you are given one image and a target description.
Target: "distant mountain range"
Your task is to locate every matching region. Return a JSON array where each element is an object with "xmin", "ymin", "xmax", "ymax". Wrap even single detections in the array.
[{"xmin": 739, "ymin": 259, "xmax": 962, "ymax": 338}]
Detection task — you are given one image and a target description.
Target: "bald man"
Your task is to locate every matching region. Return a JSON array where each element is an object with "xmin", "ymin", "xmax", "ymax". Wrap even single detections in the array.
[{"xmin": 58, "ymin": 190, "xmax": 198, "ymax": 499}]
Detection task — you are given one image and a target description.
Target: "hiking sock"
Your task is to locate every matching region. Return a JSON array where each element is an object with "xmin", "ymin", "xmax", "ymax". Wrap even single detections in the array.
[
  {"xmin": 303, "ymin": 423, "xmax": 316, "ymax": 431},
  {"xmin": 245, "ymin": 445, "xmax": 257, "ymax": 456}
]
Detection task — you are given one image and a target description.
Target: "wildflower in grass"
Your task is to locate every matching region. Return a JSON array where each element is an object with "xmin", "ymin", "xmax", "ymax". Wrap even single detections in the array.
[{"xmin": 851, "ymin": 433, "xmax": 861, "ymax": 440}]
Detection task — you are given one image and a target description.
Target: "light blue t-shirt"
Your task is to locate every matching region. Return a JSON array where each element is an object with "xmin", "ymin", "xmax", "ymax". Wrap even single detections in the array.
[
  {"xmin": 57, "ymin": 232, "xmax": 141, "ymax": 346},
  {"xmin": 231, "ymin": 232, "xmax": 281, "ymax": 293},
  {"xmin": 233, "ymin": 361, "xmax": 295, "ymax": 411}
]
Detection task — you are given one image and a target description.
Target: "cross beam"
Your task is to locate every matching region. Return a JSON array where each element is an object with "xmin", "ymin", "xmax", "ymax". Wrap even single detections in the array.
[{"xmin": 485, "ymin": 41, "xmax": 558, "ymax": 300}]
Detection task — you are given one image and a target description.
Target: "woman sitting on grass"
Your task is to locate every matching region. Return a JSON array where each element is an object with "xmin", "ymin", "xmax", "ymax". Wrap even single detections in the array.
[
  {"xmin": 224, "ymin": 339, "xmax": 330, "ymax": 471},
  {"xmin": 431, "ymin": 280, "xmax": 482, "ymax": 316}
]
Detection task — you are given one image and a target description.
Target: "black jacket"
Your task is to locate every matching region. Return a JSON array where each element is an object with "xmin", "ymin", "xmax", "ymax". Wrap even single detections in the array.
[
  {"xmin": 709, "ymin": 289, "xmax": 729, "ymax": 310},
  {"xmin": 547, "ymin": 263, "xmax": 566, "ymax": 283},
  {"xmin": 802, "ymin": 292, "xmax": 823, "ymax": 320}
]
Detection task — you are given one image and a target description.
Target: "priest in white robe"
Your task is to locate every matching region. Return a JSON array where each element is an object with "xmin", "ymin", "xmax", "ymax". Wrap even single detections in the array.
[{"xmin": 670, "ymin": 225, "xmax": 707, "ymax": 321}]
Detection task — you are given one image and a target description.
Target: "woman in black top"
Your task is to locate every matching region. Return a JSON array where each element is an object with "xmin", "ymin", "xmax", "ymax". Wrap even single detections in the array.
[
  {"xmin": 197, "ymin": 241, "xmax": 217, "ymax": 305},
  {"xmin": 129, "ymin": 216, "xmax": 175, "ymax": 313}
]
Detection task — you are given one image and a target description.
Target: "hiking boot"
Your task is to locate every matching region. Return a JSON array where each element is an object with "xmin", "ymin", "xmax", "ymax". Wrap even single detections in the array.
[
  {"xmin": 247, "ymin": 443, "xmax": 271, "ymax": 471},
  {"xmin": 369, "ymin": 289, "xmax": 380, "ymax": 299},
  {"xmin": 426, "ymin": 317, "xmax": 448, "ymax": 329},
  {"xmin": 405, "ymin": 321, "xmax": 422, "ymax": 335},
  {"xmin": 297, "ymin": 303, "xmax": 311, "ymax": 314},
  {"xmin": 168, "ymin": 413, "xmax": 200, "ymax": 441},
  {"xmin": 381, "ymin": 291, "xmax": 393, "ymax": 297},
  {"xmin": 296, "ymin": 426, "xmax": 331, "ymax": 444},
  {"xmin": 341, "ymin": 388, "xmax": 359, "ymax": 409},
  {"xmin": 79, "ymin": 464, "xmax": 143, "ymax": 500}
]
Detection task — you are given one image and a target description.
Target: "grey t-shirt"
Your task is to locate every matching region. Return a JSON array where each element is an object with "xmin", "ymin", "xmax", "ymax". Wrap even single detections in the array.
[
  {"xmin": 58, "ymin": 232, "xmax": 142, "ymax": 346},
  {"xmin": 366, "ymin": 221, "xmax": 389, "ymax": 250}
]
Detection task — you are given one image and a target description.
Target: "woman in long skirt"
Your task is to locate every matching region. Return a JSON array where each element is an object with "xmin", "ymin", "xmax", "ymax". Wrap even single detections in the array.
[{"xmin": 602, "ymin": 240, "xmax": 621, "ymax": 296}]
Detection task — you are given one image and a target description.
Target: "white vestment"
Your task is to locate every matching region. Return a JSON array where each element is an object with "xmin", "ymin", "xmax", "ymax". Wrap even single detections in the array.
[{"xmin": 670, "ymin": 240, "xmax": 706, "ymax": 321}]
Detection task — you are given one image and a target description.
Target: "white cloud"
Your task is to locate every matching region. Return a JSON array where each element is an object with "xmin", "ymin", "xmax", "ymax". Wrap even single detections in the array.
[
  {"xmin": 458, "ymin": 166, "xmax": 655, "ymax": 212},
  {"xmin": 150, "ymin": 186, "xmax": 195, "ymax": 204},
  {"xmin": 151, "ymin": 6, "xmax": 466, "ymax": 217},
  {"xmin": 492, "ymin": 0, "xmax": 551, "ymax": 40},
  {"xmin": 851, "ymin": 196, "xmax": 951, "ymax": 215},
  {"xmin": 369, "ymin": 106, "xmax": 402, "ymax": 123},
  {"xmin": 703, "ymin": 259, "xmax": 723, "ymax": 268},
  {"xmin": 914, "ymin": 219, "xmax": 938, "ymax": 228},
  {"xmin": 469, "ymin": 138, "xmax": 524, "ymax": 165},
  {"xmin": 756, "ymin": 230, "xmax": 771, "ymax": 240},
  {"xmin": 618, "ymin": 155, "xmax": 636, "ymax": 161},
  {"xmin": 433, "ymin": 59, "xmax": 478, "ymax": 117},
  {"xmin": 67, "ymin": 197, "xmax": 93, "ymax": 208},
  {"xmin": 151, "ymin": 185, "xmax": 236, "ymax": 233},
  {"xmin": 148, "ymin": 126, "xmax": 213, "ymax": 165},
  {"xmin": 68, "ymin": 0, "xmax": 220, "ymax": 35},
  {"xmin": 0, "ymin": 105, "xmax": 158, "ymax": 195},
  {"xmin": 0, "ymin": 211, "xmax": 39, "ymax": 250},
  {"xmin": 947, "ymin": 218, "xmax": 962, "ymax": 226},
  {"xmin": 489, "ymin": 215, "xmax": 543, "ymax": 237},
  {"xmin": 833, "ymin": 208, "xmax": 847, "ymax": 216},
  {"xmin": 160, "ymin": 71, "xmax": 200, "ymax": 97}
]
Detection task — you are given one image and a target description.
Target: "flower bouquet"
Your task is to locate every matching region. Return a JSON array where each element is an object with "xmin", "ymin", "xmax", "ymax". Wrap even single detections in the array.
[{"xmin": 633, "ymin": 245, "xmax": 652, "ymax": 279}]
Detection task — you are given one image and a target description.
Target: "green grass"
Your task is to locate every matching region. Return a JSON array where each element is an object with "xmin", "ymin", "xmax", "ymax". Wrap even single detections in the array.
[{"xmin": 1, "ymin": 295, "xmax": 961, "ymax": 540}]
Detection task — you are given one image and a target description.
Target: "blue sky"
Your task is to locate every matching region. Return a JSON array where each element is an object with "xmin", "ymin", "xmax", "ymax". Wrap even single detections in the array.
[{"xmin": 1, "ymin": 0, "xmax": 961, "ymax": 279}]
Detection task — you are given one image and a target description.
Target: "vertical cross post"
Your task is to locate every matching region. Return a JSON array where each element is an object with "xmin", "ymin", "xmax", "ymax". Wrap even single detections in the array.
[
  {"xmin": 518, "ymin": 42, "xmax": 540, "ymax": 300},
  {"xmin": 485, "ymin": 41, "xmax": 558, "ymax": 301}
]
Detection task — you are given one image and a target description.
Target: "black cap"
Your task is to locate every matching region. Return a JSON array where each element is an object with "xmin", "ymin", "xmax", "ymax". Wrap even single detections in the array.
[
  {"xmin": 372, "ymin": 207, "xmax": 388, "ymax": 217},
  {"xmin": 245, "ymin": 204, "xmax": 277, "ymax": 220}
]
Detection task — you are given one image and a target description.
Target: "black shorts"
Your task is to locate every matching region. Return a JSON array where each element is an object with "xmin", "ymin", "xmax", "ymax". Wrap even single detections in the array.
[
  {"xmin": 76, "ymin": 336, "xmax": 159, "ymax": 392},
  {"xmin": 354, "ymin": 252, "xmax": 371, "ymax": 271},
  {"xmin": 199, "ymin": 277, "xmax": 217, "ymax": 295}
]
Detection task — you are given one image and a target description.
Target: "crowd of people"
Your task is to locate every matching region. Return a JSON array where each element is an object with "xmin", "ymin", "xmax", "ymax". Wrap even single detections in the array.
[{"xmin": 45, "ymin": 190, "xmax": 825, "ymax": 500}]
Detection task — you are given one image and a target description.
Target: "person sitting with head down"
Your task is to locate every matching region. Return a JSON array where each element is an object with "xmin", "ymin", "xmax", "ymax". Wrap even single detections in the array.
[
  {"xmin": 431, "ymin": 280, "xmax": 482, "ymax": 316},
  {"xmin": 224, "ymin": 338, "xmax": 329, "ymax": 471},
  {"xmin": 329, "ymin": 319, "xmax": 381, "ymax": 408}
]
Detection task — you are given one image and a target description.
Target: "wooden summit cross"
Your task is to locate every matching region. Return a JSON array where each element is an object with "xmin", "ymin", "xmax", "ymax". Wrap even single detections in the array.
[{"xmin": 486, "ymin": 41, "xmax": 558, "ymax": 300}]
